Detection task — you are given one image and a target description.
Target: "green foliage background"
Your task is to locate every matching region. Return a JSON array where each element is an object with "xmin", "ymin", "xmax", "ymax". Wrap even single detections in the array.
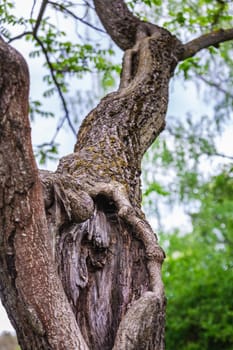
[{"xmin": 162, "ymin": 168, "xmax": 233, "ymax": 350}]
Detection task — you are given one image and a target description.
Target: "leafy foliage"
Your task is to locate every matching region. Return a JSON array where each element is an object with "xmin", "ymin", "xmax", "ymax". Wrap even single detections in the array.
[
  {"xmin": 129, "ymin": 0, "xmax": 233, "ymax": 128},
  {"xmin": 163, "ymin": 167, "xmax": 233, "ymax": 350},
  {"xmin": 0, "ymin": 0, "xmax": 121, "ymax": 163}
]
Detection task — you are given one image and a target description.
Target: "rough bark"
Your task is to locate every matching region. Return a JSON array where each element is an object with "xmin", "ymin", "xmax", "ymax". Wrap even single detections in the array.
[
  {"xmin": 0, "ymin": 38, "xmax": 88, "ymax": 350},
  {"xmin": 39, "ymin": 25, "xmax": 180, "ymax": 350},
  {"xmin": 1, "ymin": 0, "xmax": 233, "ymax": 349},
  {"xmin": 0, "ymin": 24, "xmax": 177, "ymax": 348}
]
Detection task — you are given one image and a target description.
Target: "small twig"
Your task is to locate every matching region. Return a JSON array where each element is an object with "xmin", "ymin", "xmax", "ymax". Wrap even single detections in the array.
[
  {"xmin": 36, "ymin": 112, "xmax": 73, "ymax": 149},
  {"xmin": 50, "ymin": 114, "xmax": 70, "ymax": 144},
  {"xmin": 30, "ymin": 0, "xmax": 37, "ymax": 19},
  {"xmin": 33, "ymin": 0, "xmax": 49, "ymax": 36},
  {"xmin": 206, "ymin": 151, "xmax": 233, "ymax": 160},
  {"xmin": 196, "ymin": 74, "xmax": 233, "ymax": 99},
  {"xmin": 8, "ymin": 31, "xmax": 33, "ymax": 43},
  {"xmin": 48, "ymin": 1, "xmax": 106, "ymax": 33},
  {"xmin": 8, "ymin": 1, "xmax": 48, "ymax": 43},
  {"xmin": 37, "ymin": 141, "xmax": 54, "ymax": 148},
  {"xmin": 83, "ymin": 0, "xmax": 95, "ymax": 10},
  {"xmin": 35, "ymin": 35, "xmax": 76, "ymax": 136}
]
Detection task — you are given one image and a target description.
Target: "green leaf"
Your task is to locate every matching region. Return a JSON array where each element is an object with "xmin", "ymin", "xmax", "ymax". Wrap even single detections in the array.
[{"xmin": 143, "ymin": 182, "xmax": 170, "ymax": 197}]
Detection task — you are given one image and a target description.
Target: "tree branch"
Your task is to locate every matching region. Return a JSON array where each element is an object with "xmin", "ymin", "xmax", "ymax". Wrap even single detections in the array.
[
  {"xmin": 8, "ymin": 31, "xmax": 33, "ymax": 44},
  {"xmin": 34, "ymin": 35, "xmax": 76, "ymax": 136},
  {"xmin": 0, "ymin": 38, "xmax": 88, "ymax": 349},
  {"xmin": 207, "ymin": 151, "xmax": 233, "ymax": 160},
  {"xmin": 179, "ymin": 28, "xmax": 233, "ymax": 60},
  {"xmin": 30, "ymin": 0, "xmax": 37, "ymax": 19},
  {"xmin": 93, "ymin": 0, "xmax": 163, "ymax": 50},
  {"xmin": 48, "ymin": 1, "xmax": 106, "ymax": 33},
  {"xmin": 33, "ymin": 0, "xmax": 49, "ymax": 36},
  {"xmin": 196, "ymin": 74, "xmax": 233, "ymax": 99}
]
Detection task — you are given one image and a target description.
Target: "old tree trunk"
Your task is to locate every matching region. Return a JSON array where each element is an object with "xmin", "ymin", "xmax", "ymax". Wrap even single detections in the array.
[{"xmin": 1, "ymin": 0, "xmax": 233, "ymax": 349}]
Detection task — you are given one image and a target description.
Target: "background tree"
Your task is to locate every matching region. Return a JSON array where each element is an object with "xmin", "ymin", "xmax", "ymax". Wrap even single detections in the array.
[
  {"xmin": 0, "ymin": 1, "xmax": 232, "ymax": 349},
  {"xmin": 162, "ymin": 166, "xmax": 233, "ymax": 350}
]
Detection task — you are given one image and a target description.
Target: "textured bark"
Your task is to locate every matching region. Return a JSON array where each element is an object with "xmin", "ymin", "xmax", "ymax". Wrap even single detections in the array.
[
  {"xmin": 0, "ymin": 38, "xmax": 88, "ymax": 350},
  {"xmin": 1, "ymin": 0, "xmax": 232, "ymax": 349},
  {"xmin": 0, "ymin": 8, "xmax": 178, "ymax": 350},
  {"xmin": 40, "ymin": 27, "xmax": 180, "ymax": 350},
  {"xmin": 93, "ymin": 0, "xmax": 169, "ymax": 50}
]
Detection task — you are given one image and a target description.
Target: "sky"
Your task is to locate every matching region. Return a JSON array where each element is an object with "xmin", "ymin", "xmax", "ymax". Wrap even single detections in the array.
[{"xmin": 0, "ymin": 0, "xmax": 233, "ymax": 335}]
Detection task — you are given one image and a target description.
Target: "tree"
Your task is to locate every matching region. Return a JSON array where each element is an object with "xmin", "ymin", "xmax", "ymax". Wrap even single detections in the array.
[
  {"xmin": 0, "ymin": 1, "xmax": 233, "ymax": 349},
  {"xmin": 163, "ymin": 167, "xmax": 233, "ymax": 350}
]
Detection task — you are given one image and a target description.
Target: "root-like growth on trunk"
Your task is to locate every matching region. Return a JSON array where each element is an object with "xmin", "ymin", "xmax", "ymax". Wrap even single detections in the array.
[{"xmin": 40, "ymin": 169, "xmax": 165, "ymax": 349}]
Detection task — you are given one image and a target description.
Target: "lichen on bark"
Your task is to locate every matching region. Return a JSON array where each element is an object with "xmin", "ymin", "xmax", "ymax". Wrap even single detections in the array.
[{"xmin": 40, "ymin": 27, "xmax": 180, "ymax": 350}]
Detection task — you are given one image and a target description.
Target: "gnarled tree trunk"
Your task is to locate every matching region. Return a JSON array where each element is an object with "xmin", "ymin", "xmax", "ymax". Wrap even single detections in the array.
[
  {"xmin": 39, "ymin": 24, "xmax": 178, "ymax": 349},
  {"xmin": 1, "ymin": 0, "xmax": 232, "ymax": 349}
]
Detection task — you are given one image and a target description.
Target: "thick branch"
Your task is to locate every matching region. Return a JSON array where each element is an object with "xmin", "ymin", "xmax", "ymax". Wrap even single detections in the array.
[
  {"xmin": 0, "ymin": 38, "xmax": 87, "ymax": 350},
  {"xmin": 93, "ymin": 0, "xmax": 162, "ymax": 49},
  {"xmin": 93, "ymin": 0, "xmax": 141, "ymax": 49},
  {"xmin": 179, "ymin": 28, "xmax": 233, "ymax": 60}
]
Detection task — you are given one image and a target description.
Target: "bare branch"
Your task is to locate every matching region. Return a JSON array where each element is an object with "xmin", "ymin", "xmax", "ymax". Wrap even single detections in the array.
[
  {"xmin": 34, "ymin": 35, "xmax": 76, "ymax": 136},
  {"xmin": 48, "ymin": 1, "xmax": 106, "ymax": 33},
  {"xmin": 207, "ymin": 151, "xmax": 233, "ymax": 160},
  {"xmin": 30, "ymin": 0, "xmax": 37, "ymax": 19},
  {"xmin": 8, "ymin": 31, "xmax": 33, "ymax": 43},
  {"xmin": 197, "ymin": 74, "xmax": 233, "ymax": 99},
  {"xmin": 33, "ymin": 0, "xmax": 49, "ymax": 36},
  {"xmin": 179, "ymin": 28, "xmax": 233, "ymax": 60}
]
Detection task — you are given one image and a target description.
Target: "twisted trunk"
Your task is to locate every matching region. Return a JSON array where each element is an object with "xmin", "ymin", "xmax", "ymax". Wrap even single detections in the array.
[
  {"xmin": 42, "ymin": 28, "xmax": 180, "ymax": 349},
  {"xmin": 0, "ymin": 1, "xmax": 184, "ymax": 349},
  {"xmin": 0, "ymin": 15, "xmax": 182, "ymax": 347}
]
